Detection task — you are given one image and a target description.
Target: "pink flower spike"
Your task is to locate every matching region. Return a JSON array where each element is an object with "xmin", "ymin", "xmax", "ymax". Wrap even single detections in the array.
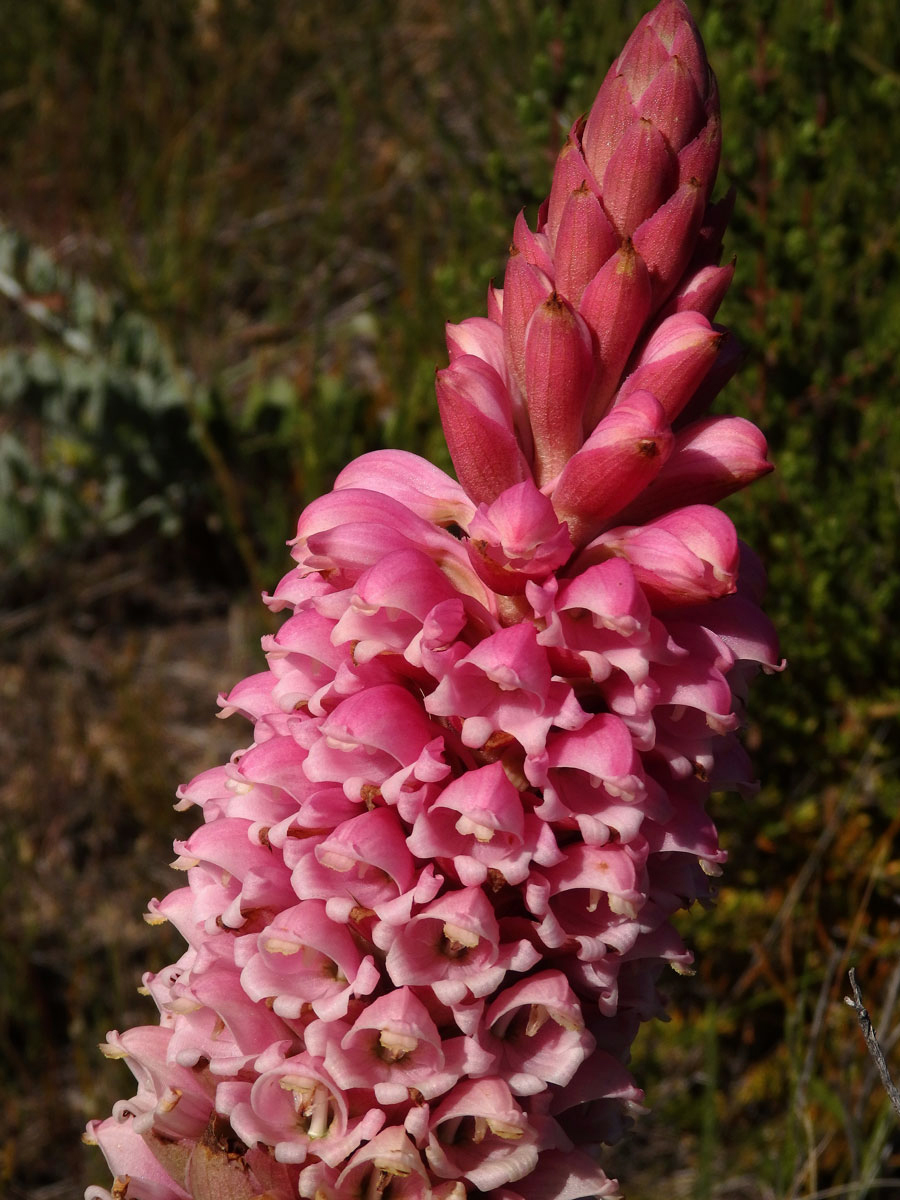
[
  {"xmin": 89, "ymin": 5, "xmax": 779, "ymax": 1197},
  {"xmin": 616, "ymin": 21, "xmax": 671, "ymax": 102},
  {"xmin": 677, "ymin": 102, "xmax": 723, "ymax": 202},
  {"xmin": 639, "ymin": 54, "xmax": 705, "ymax": 152},
  {"xmin": 554, "ymin": 557, "xmax": 652, "ymax": 640},
  {"xmin": 294, "ymin": 488, "xmax": 478, "ymax": 597},
  {"xmin": 219, "ymin": 1051, "xmax": 354, "ymax": 1166},
  {"xmin": 288, "ymin": 807, "xmax": 416, "ymax": 912},
  {"xmin": 540, "ymin": 840, "xmax": 646, "ymax": 922},
  {"xmin": 302, "ymin": 683, "xmax": 438, "ymax": 798},
  {"xmin": 651, "ymin": 0, "xmax": 706, "ymax": 61},
  {"xmin": 674, "ymin": 329, "xmax": 744, "ymax": 427},
  {"xmin": 677, "ymin": 593, "xmax": 782, "ymax": 674},
  {"xmin": 98, "ymin": 1027, "xmax": 213, "ymax": 1141},
  {"xmin": 215, "ymin": 671, "xmax": 276, "ymax": 725},
  {"xmin": 510, "ymin": 1147, "xmax": 621, "ymax": 1200},
  {"xmin": 536, "ymin": 713, "xmax": 648, "ymax": 807},
  {"xmin": 329, "ymin": 547, "xmax": 460, "ymax": 663}
]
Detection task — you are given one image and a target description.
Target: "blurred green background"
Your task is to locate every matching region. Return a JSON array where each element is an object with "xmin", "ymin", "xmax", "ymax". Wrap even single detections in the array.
[{"xmin": 1, "ymin": 1, "xmax": 898, "ymax": 1197}]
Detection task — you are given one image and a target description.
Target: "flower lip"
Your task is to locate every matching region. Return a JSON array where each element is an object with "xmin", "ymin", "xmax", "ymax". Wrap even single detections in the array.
[
  {"xmin": 442, "ymin": 921, "xmax": 481, "ymax": 955},
  {"xmin": 377, "ymin": 1028, "xmax": 419, "ymax": 1063}
]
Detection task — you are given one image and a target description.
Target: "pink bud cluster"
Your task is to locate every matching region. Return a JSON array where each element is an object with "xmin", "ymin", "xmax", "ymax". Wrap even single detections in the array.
[{"xmin": 85, "ymin": 3, "xmax": 779, "ymax": 1198}]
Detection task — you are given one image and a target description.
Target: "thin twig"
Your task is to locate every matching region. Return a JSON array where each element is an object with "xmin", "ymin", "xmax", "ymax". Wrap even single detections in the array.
[
  {"xmin": 857, "ymin": 956, "xmax": 900, "ymax": 1125},
  {"xmin": 845, "ymin": 968, "xmax": 900, "ymax": 1120}
]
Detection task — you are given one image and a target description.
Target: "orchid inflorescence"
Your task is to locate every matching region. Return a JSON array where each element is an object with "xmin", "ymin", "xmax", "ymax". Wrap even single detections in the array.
[{"xmin": 85, "ymin": 2, "xmax": 779, "ymax": 1197}]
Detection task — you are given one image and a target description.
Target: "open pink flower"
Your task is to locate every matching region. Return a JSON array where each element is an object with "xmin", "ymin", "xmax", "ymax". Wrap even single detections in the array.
[
  {"xmin": 381, "ymin": 886, "xmax": 540, "ymax": 1005},
  {"xmin": 408, "ymin": 760, "xmax": 564, "ymax": 889},
  {"xmin": 239, "ymin": 899, "xmax": 381, "ymax": 1021},
  {"xmin": 483, "ymin": 971, "xmax": 596, "ymax": 1096},
  {"xmin": 426, "ymin": 1079, "xmax": 542, "ymax": 1191}
]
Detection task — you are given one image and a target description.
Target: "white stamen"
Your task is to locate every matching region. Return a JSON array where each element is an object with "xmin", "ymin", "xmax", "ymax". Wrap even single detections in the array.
[
  {"xmin": 378, "ymin": 1028, "xmax": 418, "ymax": 1062},
  {"xmin": 442, "ymin": 921, "xmax": 479, "ymax": 948},
  {"xmin": 487, "ymin": 1117, "xmax": 524, "ymax": 1140},
  {"xmin": 263, "ymin": 936, "xmax": 299, "ymax": 955},
  {"xmin": 456, "ymin": 814, "xmax": 495, "ymax": 843},
  {"xmin": 487, "ymin": 664, "xmax": 520, "ymax": 691},
  {"xmin": 280, "ymin": 1076, "xmax": 332, "ymax": 1139},
  {"xmin": 318, "ymin": 849, "xmax": 356, "ymax": 871},
  {"xmin": 525, "ymin": 1003, "xmax": 551, "ymax": 1037},
  {"xmin": 324, "ymin": 733, "xmax": 357, "ymax": 751}
]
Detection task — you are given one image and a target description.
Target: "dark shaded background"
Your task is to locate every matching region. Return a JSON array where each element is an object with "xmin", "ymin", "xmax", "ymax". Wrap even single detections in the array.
[{"xmin": 1, "ymin": 2, "xmax": 898, "ymax": 1197}]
